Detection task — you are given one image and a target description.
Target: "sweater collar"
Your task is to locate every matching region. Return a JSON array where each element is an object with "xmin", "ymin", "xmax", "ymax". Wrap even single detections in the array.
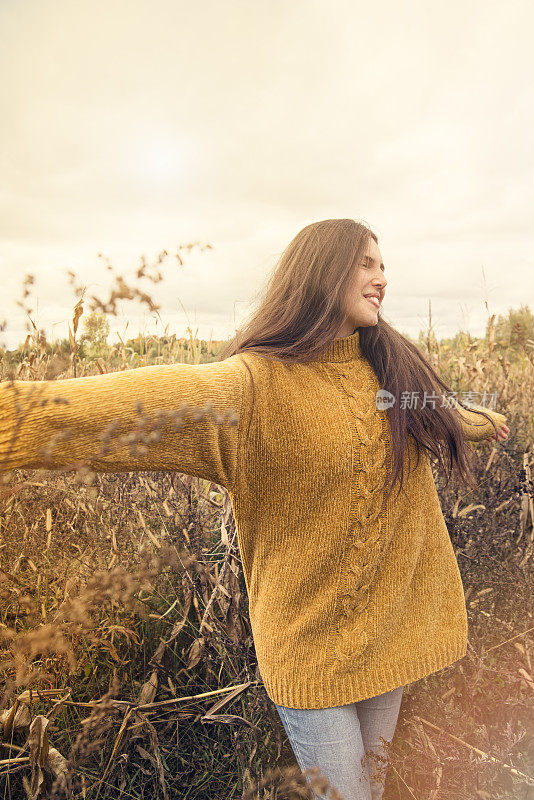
[{"xmin": 314, "ymin": 328, "xmax": 362, "ymax": 363}]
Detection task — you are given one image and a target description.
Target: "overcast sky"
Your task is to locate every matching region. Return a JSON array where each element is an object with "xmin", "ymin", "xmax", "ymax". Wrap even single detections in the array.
[{"xmin": 1, "ymin": 0, "xmax": 533, "ymax": 350}]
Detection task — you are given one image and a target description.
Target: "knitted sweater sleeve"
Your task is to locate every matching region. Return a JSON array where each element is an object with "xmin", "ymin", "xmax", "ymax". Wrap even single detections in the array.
[
  {"xmin": 452, "ymin": 400, "xmax": 507, "ymax": 442},
  {"xmin": 0, "ymin": 355, "xmax": 250, "ymax": 491}
]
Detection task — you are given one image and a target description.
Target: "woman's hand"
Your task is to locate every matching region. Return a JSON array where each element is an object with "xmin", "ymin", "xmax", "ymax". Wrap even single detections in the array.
[{"xmin": 486, "ymin": 422, "xmax": 510, "ymax": 443}]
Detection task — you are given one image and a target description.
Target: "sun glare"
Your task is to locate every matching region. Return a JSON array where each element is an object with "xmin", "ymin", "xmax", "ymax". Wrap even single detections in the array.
[
  {"xmin": 143, "ymin": 143, "xmax": 183, "ymax": 180},
  {"xmin": 125, "ymin": 134, "xmax": 190, "ymax": 184}
]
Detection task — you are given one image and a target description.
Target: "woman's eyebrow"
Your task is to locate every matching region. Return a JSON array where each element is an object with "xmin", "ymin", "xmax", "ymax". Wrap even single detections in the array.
[{"xmin": 363, "ymin": 255, "xmax": 386, "ymax": 270}]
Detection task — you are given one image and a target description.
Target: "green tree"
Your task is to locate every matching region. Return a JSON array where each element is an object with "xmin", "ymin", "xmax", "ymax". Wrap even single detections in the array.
[
  {"xmin": 80, "ymin": 311, "xmax": 110, "ymax": 359},
  {"xmin": 492, "ymin": 304, "xmax": 534, "ymax": 350}
]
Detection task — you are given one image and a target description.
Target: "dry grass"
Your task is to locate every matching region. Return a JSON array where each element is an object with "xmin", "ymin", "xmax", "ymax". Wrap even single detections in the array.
[{"xmin": 0, "ymin": 254, "xmax": 533, "ymax": 799}]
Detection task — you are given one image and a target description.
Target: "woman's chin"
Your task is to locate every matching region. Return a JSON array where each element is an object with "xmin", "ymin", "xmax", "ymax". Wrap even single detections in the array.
[{"xmin": 357, "ymin": 316, "xmax": 379, "ymax": 328}]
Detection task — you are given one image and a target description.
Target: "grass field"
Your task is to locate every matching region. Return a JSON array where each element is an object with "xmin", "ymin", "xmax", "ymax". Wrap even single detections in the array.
[{"xmin": 0, "ymin": 267, "xmax": 533, "ymax": 799}]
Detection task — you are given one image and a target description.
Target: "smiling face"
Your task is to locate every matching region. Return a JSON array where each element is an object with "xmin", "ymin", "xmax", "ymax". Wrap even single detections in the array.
[{"xmin": 337, "ymin": 238, "xmax": 387, "ymax": 337}]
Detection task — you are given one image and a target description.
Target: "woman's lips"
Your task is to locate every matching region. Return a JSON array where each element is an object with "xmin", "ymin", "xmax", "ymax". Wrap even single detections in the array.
[{"xmin": 364, "ymin": 296, "xmax": 380, "ymax": 309}]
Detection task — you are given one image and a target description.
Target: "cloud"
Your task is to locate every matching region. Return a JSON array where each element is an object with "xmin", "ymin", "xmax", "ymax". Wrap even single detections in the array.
[{"xmin": 0, "ymin": 0, "xmax": 532, "ymax": 349}]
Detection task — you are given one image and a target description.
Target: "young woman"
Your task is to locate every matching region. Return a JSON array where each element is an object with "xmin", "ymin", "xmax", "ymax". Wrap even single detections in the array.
[{"xmin": 0, "ymin": 219, "xmax": 509, "ymax": 800}]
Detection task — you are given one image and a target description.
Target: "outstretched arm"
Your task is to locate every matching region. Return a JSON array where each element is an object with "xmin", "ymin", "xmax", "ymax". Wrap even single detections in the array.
[
  {"xmin": 452, "ymin": 400, "xmax": 508, "ymax": 443},
  {"xmin": 0, "ymin": 355, "xmax": 251, "ymax": 491}
]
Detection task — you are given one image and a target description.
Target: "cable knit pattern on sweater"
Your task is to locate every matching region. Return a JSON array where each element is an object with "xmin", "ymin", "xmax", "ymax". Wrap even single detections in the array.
[
  {"xmin": 319, "ymin": 358, "xmax": 391, "ymax": 671},
  {"xmin": 0, "ymin": 330, "xmax": 507, "ymax": 709}
]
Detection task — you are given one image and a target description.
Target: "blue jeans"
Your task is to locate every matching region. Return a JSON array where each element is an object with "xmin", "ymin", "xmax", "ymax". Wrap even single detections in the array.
[{"xmin": 274, "ymin": 685, "xmax": 404, "ymax": 800}]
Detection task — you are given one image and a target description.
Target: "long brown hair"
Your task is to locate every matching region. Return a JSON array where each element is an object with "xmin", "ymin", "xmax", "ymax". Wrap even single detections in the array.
[{"xmin": 218, "ymin": 218, "xmax": 498, "ymax": 501}]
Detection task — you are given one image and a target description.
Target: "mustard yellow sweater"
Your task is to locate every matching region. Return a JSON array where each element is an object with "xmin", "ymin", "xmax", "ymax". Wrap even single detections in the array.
[{"xmin": 0, "ymin": 330, "xmax": 506, "ymax": 709}]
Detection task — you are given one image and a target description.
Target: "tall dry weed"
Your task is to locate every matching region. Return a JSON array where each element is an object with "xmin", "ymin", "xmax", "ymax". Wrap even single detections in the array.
[{"xmin": 0, "ymin": 257, "xmax": 532, "ymax": 799}]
